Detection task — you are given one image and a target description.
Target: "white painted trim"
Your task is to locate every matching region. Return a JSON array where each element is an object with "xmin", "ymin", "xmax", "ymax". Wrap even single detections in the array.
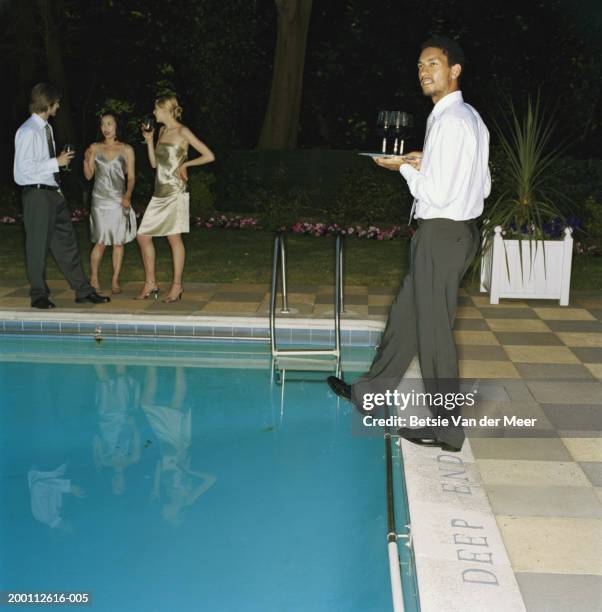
[
  {"xmin": 388, "ymin": 540, "xmax": 405, "ymax": 612},
  {"xmin": 0, "ymin": 310, "xmax": 386, "ymax": 332},
  {"xmin": 401, "ymin": 439, "xmax": 527, "ymax": 612}
]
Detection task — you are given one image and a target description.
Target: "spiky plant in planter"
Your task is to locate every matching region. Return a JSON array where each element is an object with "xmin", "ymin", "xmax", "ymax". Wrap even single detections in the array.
[{"xmin": 480, "ymin": 96, "xmax": 575, "ymax": 305}]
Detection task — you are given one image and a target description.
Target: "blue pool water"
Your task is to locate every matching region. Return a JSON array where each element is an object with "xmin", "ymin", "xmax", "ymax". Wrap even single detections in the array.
[{"xmin": 0, "ymin": 336, "xmax": 418, "ymax": 612}]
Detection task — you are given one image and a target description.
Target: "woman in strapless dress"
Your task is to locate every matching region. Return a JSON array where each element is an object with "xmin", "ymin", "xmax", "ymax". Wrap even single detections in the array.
[
  {"xmin": 137, "ymin": 95, "xmax": 215, "ymax": 303},
  {"xmin": 84, "ymin": 113, "xmax": 136, "ymax": 294}
]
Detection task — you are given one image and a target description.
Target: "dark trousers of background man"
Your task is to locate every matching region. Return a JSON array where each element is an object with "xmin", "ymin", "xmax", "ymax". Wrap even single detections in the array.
[
  {"xmin": 22, "ymin": 187, "xmax": 94, "ymax": 301},
  {"xmin": 352, "ymin": 218, "xmax": 480, "ymax": 446}
]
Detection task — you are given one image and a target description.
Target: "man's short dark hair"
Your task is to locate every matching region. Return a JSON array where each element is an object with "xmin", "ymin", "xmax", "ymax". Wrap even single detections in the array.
[
  {"xmin": 421, "ymin": 36, "xmax": 466, "ymax": 71},
  {"xmin": 29, "ymin": 82, "xmax": 61, "ymax": 114}
]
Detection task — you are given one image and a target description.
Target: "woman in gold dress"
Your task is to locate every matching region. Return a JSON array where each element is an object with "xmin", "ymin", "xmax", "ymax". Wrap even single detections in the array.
[{"xmin": 137, "ymin": 95, "xmax": 215, "ymax": 302}]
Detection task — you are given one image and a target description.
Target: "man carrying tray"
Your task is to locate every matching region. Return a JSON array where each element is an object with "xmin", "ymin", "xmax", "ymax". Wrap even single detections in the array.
[{"xmin": 328, "ymin": 36, "xmax": 491, "ymax": 452}]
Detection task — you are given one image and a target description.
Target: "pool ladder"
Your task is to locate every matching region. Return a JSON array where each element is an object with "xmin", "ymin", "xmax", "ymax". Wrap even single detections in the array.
[{"xmin": 269, "ymin": 231, "xmax": 344, "ymax": 359}]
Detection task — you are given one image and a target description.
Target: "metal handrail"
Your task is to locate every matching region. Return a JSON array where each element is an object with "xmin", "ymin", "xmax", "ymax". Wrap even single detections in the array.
[
  {"xmin": 339, "ymin": 235, "xmax": 345, "ymax": 313},
  {"xmin": 269, "ymin": 231, "xmax": 343, "ymax": 357},
  {"xmin": 279, "ymin": 232, "xmax": 290, "ymax": 313}
]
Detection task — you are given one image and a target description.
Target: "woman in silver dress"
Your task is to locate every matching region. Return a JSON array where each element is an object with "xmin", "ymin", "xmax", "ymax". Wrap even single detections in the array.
[{"xmin": 84, "ymin": 113, "xmax": 136, "ymax": 294}]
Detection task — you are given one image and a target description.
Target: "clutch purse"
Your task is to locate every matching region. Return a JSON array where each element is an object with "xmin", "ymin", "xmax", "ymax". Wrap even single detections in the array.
[{"xmin": 123, "ymin": 206, "xmax": 132, "ymax": 235}]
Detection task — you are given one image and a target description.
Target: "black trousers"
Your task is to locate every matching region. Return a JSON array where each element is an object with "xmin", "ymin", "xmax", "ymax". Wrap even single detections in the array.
[
  {"xmin": 352, "ymin": 218, "xmax": 480, "ymax": 444},
  {"xmin": 22, "ymin": 188, "xmax": 93, "ymax": 301}
]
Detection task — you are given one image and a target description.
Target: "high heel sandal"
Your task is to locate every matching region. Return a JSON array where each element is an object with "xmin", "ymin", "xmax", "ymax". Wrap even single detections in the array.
[
  {"xmin": 111, "ymin": 285, "xmax": 122, "ymax": 295},
  {"xmin": 135, "ymin": 285, "xmax": 160, "ymax": 300},
  {"xmin": 163, "ymin": 286, "xmax": 183, "ymax": 303}
]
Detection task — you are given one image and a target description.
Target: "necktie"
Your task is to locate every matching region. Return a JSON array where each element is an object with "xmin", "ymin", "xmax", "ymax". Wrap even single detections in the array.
[
  {"xmin": 408, "ymin": 114, "xmax": 435, "ymax": 224},
  {"xmin": 44, "ymin": 123, "xmax": 61, "ymax": 186}
]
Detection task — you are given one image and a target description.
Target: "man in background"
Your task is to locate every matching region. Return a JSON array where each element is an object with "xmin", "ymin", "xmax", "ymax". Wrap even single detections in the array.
[{"xmin": 14, "ymin": 82, "xmax": 110, "ymax": 309}]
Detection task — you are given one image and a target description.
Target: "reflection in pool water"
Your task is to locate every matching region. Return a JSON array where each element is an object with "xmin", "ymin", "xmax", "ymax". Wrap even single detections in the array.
[{"xmin": 0, "ymin": 336, "xmax": 418, "ymax": 612}]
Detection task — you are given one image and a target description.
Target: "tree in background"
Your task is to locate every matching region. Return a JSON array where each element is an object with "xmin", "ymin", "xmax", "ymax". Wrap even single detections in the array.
[
  {"xmin": 0, "ymin": 0, "xmax": 600, "ymax": 172},
  {"xmin": 258, "ymin": 0, "xmax": 313, "ymax": 150},
  {"xmin": 38, "ymin": 0, "xmax": 76, "ymax": 144}
]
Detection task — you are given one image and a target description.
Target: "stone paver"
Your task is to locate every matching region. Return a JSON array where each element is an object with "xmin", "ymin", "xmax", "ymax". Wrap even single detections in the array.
[
  {"xmin": 585, "ymin": 364, "xmax": 602, "ymax": 378},
  {"xmin": 469, "ymin": 438, "xmax": 572, "ymax": 462},
  {"xmin": 477, "ymin": 459, "xmax": 591, "ymax": 487},
  {"xmin": 496, "ymin": 516, "xmax": 602, "ymax": 574},
  {"xmin": 454, "ymin": 330, "xmax": 500, "ymax": 345},
  {"xmin": 459, "ymin": 360, "xmax": 521, "ymax": 379},
  {"xmin": 486, "ymin": 318, "xmax": 552, "ymax": 332},
  {"xmin": 486, "ymin": 485, "xmax": 602, "ymax": 518},
  {"xmin": 580, "ymin": 462, "xmax": 602, "ymax": 487},
  {"xmin": 504, "ymin": 346, "xmax": 580, "ymax": 364},
  {"xmin": 515, "ymin": 363, "xmax": 595, "ymax": 379},
  {"xmin": 557, "ymin": 332, "xmax": 602, "ymax": 347},
  {"xmin": 515, "ymin": 573, "xmax": 602, "ymax": 612},
  {"xmin": 533, "ymin": 307, "xmax": 597, "ymax": 321},
  {"xmin": 562, "ymin": 438, "xmax": 602, "ymax": 462}
]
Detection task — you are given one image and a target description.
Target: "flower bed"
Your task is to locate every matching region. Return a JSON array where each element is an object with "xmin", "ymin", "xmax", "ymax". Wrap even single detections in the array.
[
  {"xmin": 0, "ymin": 210, "xmax": 412, "ymax": 241},
  {"xmin": 288, "ymin": 221, "xmax": 410, "ymax": 240}
]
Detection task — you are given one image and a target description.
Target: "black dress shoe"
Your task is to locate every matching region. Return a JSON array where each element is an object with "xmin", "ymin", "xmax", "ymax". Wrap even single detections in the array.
[
  {"xmin": 31, "ymin": 296, "xmax": 56, "ymax": 309},
  {"xmin": 75, "ymin": 291, "xmax": 111, "ymax": 304},
  {"xmin": 397, "ymin": 426, "xmax": 462, "ymax": 452},
  {"xmin": 327, "ymin": 376, "xmax": 380, "ymax": 416},
  {"xmin": 327, "ymin": 376, "xmax": 352, "ymax": 401}
]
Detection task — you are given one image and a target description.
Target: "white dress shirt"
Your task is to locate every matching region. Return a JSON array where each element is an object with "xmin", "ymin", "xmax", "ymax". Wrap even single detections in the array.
[
  {"xmin": 401, "ymin": 91, "xmax": 491, "ymax": 221},
  {"xmin": 14, "ymin": 113, "xmax": 60, "ymax": 187},
  {"xmin": 28, "ymin": 464, "xmax": 71, "ymax": 529}
]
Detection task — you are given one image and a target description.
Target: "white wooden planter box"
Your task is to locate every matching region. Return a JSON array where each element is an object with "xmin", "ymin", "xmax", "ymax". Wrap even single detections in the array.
[{"xmin": 480, "ymin": 225, "xmax": 573, "ymax": 306}]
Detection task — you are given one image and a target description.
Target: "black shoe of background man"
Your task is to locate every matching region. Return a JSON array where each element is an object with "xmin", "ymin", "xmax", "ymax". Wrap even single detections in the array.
[
  {"xmin": 397, "ymin": 426, "xmax": 463, "ymax": 453},
  {"xmin": 75, "ymin": 291, "xmax": 111, "ymax": 304},
  {"xmin": 31, "ymin": 296, "xmax": 56, "ymax": 309}
]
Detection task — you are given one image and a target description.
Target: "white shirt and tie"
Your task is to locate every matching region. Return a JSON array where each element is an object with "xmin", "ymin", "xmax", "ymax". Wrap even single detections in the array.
[
  {"xmin": 400, "ymin": 91, "xmax": 491, "ymax": 221},
  {"xmin": 14, "ymin": 111, "xmax": 97, "ymax": 303},
  {"xmin": 14, "ymin": 113, "xmax": 60, "ymax": 187}
]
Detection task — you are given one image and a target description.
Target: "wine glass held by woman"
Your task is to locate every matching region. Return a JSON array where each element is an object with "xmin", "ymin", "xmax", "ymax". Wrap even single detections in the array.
[
  {"xmin": 83, "ymin": 112, "xmax": 137, "ymax": 295},
  {"xmin": 136, "ymin": 95, "xmax": 215, "ymax": 303},
  {"xmin": 140, "ymin": 115, "xmax": 155, "ymax": 144}
]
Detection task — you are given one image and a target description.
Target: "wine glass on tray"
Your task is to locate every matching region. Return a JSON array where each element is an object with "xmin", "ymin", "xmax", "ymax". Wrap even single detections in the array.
[
  {"xmin": 391, "ymin": 112, "xmax": 413, "ymax": 155},
  {"xmin": 376, "ymin": 111, "xmax": 391, "ymax": 154}
]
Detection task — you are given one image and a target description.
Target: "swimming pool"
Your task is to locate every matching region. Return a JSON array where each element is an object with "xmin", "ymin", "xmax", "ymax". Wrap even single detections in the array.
[{"xmin": 0, "ymin": 336, "xmax": 419, "ymax": 611}]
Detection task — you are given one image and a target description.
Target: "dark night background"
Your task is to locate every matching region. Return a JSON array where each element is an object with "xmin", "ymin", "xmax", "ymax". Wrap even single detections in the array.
[{"xmin": 0, "ymin": 0, "xmax": 600, "ymax": 220}]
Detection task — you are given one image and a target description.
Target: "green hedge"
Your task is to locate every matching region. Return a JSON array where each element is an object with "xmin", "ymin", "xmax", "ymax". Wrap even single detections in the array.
[
  {"xmin": 1, "ymin": 151, "xmax": 600, "ymax": 232},
  {"xmin": 211, "ymin": 149, "xmax": 411, "ymax": 227}
]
